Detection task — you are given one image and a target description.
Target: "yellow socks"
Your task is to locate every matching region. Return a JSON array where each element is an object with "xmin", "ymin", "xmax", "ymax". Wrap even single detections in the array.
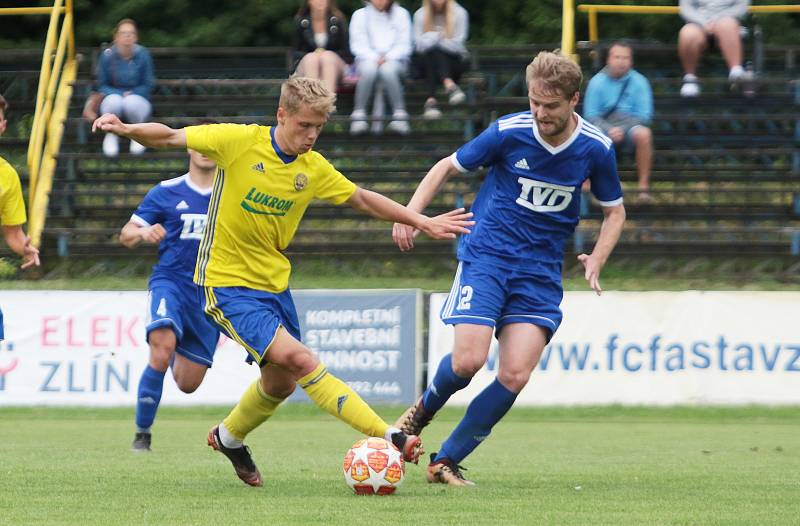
[
  {"xmin": 222, "ymin": 379, "xmax": 286, "ymax": 441},
  {"xmin": 299, "ymin": 363, "xmax": 389, "ymax": 438}
]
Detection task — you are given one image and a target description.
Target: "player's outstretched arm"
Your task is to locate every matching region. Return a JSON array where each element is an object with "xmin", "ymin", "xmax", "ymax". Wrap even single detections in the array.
[
  {"xmin": 393, "ymin": 156, "xmax": 462, "ymax": 251},
  {"xmin": 2, "ymin": 225, "xmax": 40, "ymax": 269},
  {"xmin": 119, "ymin": 221, "xmax": 166, "ymax": 248},
  {"xmin": 346, "ymin": 187, "xmax": 473, "ymax": 241},
  {"xmin": 577, "ymin": 203, "xmax": 626, "ymax": 295},
  {"xmin": 92, "ymin": 113, "xmax": 187, "ymax": 149}
]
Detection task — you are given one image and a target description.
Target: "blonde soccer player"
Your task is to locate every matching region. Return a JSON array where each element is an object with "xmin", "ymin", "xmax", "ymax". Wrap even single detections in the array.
[{"xmin": 93, "ymin": 76, "xmax": 473, "ymax": 486}]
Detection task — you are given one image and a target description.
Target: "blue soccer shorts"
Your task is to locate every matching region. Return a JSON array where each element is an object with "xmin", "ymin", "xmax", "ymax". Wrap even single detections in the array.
[
  {"xmin": 147, "ymin": 279, "xmax": 220, "ymax": 367},
  {"xmin": 200, "ymin": 286, "xmax": 301, "ymax": 365},
  {"xmin": 440, "ymin": 260, "xmax": 564, "ymax": 338}
]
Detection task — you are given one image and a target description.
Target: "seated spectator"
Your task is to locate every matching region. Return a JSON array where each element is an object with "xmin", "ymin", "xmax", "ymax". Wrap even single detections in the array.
[
  {"xmin": 413, "ymin": 0, "xmax": 469, "ymax": 120},
  {"xmin": 678, "ymin": 0, "xmax": 752, "ymax": 97},
  {"xmin": 293, "ymin": 0, "xmax": 352, "ymax": 95},
  {"xmin": 349, "ymin": 0, "xmax": 412, "ymax": 135},
  {"xmin": 584, "ymin": 41, "xmax": 654, "ymax": 203},
  {"xmin": 97, "ymin": 18, "xmax": 154, "ymax": 157}
]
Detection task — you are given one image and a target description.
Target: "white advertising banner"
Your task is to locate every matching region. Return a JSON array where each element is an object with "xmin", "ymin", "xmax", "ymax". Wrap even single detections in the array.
[
  {"xmin": 428, "ymin": 291, "xmax": 800, "ymax": 406},
  {"xmin": 0, "ymin": 289, "xmax": 421, "ymax": 406}
]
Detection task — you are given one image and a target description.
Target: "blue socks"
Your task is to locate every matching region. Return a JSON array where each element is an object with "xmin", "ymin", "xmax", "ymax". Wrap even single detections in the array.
[
  {"xmin": 422, "ymin": 353, "xmax": 472, "ymax": 414},
  {"xmin": 135, "ymin": 365, "xmax": 166, "ymax": 432},
  {"xmin": 436, "ymin": 378, "xmax": 518, "ymax": 464}
]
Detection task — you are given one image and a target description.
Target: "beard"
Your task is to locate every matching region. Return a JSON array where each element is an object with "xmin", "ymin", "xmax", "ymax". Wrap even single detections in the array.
[{"xmin": 536, "ymin": 115, "xmax": 569, "ymax": 138}]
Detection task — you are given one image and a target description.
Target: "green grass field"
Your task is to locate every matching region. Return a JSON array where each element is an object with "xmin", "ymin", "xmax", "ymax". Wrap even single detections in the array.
[{"xmin": 1, "ymin": 405, "xmax": 798, "ymax": 525}]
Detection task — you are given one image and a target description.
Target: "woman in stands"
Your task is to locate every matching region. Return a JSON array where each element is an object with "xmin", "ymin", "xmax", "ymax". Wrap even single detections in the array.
[
  {"xmin": 96, "ymin": 18, "xmax": 155, "ymax": 157},
  {"xmin": 348, "ymin": 0, "xmax": 413, "ymax": 136},
  {"xmin": 413, "ymin": 0, "xmax": 470, "ymax": 120},
  {"xmin": 293, "ymin": 0, "xmax": 352, "ymax": 96}
]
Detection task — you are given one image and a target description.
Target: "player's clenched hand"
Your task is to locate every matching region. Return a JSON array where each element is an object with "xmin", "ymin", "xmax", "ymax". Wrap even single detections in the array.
[
  {"xmin": 92, "ymin": 113, "xmax": 127, "ymax": 136},
  {"xmin": 417, "ymin": 208, "xmax": 474, "ymax": 240},
  {"xmin": 139, "ymin": 224, "xmax": 167, "ymax": 244},
  {"xmin": 577, "ymin": 253, "xmax": 603, "ymax": 295},
  {"xmin": 20, "ymin": 236, "xmax": 40, "ymax": 269},
  {"xmin": 392, "ymin": 222, "xmax": 419, "ymax": 252}
]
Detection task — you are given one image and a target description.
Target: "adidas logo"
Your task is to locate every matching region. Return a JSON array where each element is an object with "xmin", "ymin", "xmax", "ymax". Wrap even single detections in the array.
[
  {"xmin": 139, "ymin": 396, "xmax": 156, "ymax": 405},
  {"xmin": 337, "ymin": 395, "xmax": 348, "ymax": 414},
  {"xmin": 252, "ymin": 162, "xmax": 265, "ymax": 173},
  {"xmin": 514, "ymin": 158, "xmax": 530, "ymax": 170},
  {"xmin": 175, "ymin": 200, "xmax": 189, "ymax": 210}
]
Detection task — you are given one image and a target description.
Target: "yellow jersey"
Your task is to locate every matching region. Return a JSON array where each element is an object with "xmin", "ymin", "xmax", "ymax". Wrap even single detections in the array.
[
  {"xmin": 186, "ymin": 123, "xmax": 356, "ymax": 292},
  {"xmin": 0, "ymin": 156, "xmax": 26, "ymax": 226}
]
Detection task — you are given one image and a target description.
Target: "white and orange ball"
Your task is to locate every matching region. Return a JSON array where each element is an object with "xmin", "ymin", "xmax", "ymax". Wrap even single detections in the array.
[{"xmin": 342, "ymin": 437, "xmax": 405, "ymax": 495}]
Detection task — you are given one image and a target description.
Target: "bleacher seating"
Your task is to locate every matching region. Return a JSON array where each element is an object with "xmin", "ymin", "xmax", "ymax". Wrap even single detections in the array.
[{"xmin": 1, "ymin": 43, "xmax": 798, "ymax": 274}]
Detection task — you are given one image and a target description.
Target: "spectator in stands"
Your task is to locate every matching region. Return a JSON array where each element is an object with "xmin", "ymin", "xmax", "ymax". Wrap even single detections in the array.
[
  {"xmin": 413, "ymin": 0, "xmax": 469, "ymax": 120},
  {"xmin": 97, "ymin": 18, "xmax": 155, "ymax": 157},
  {"xmin": 584, "ymin": 41, "xmax": 654, "ymax": 203},
  {"xmin": 349, "ymin": 0, "xmax": 413, "ymax": 135},
  {"xmin": 293, "ymin": 0, "xmax": 352, "ymax": 95},
  {"xmin": 678, "ymin": 0, "xmax": 752, "ymax": 97}
]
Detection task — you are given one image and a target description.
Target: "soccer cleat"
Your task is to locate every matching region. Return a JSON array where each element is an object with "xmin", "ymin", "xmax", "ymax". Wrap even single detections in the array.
[
  {"xmin": 390, "ymin": 432, "xmax": 424, "ymax": 464},
  {"xmin": 426, "ymin": 453, "xmax": 475, "ymax": 486},
  {"xmin": 130, "ymin": 432, "xmax": 152, "ymax": 452},
  {"xmin": 394, "ymin": 397, "xmax": 434, "ymax": 437},
  {"xmin": 207, "ymin": 426, "xmax": 263, "ymax": 487}
]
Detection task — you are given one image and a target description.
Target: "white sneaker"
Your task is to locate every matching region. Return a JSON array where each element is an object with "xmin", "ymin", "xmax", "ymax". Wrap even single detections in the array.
[
  {"xmin": 423, "ymin": 100, "xmax": 442, "ymax": 120},
  {"xmin": 447, "ymin": 85, "xmax": 466, "ymax": 105},
  {"xmin": 129, "ymin": 140, "xmax": 146, "ymax": 155},
  {"xmin": 350, "ymin": 111, "xmax": 368, "ymax": 135},
  {"xmin": 102, "ymin": 133, "xmax": 119, "ymax": 157},
  {"xmin": 387, "ymin": 120, "xmax": 410, "ymax": 135},
  {"xmin": 680, "ymin": 74, "xmax": 700, "ymax": 98},
  {"xmin": 387, "ymin": 111, "xmax": 410, "ymax": 135}
]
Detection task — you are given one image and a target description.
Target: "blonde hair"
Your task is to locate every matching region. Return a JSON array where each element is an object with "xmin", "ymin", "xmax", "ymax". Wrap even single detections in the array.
[
  {"xmin": 279, "ymin": 76, "xmax": 336, "ymax": 115},
  {"xmin": 525, "ymin": 51, "xmax": 583, "ymax": 100},
  {"xmin": 423, "ymin": 0, "xmax": 455, "ymax": 39}
]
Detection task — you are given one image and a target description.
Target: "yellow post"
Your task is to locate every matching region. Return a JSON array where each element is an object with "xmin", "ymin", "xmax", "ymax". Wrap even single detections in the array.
[
  {"xmin": 588, "ymin": 8, "xmax": 598, "ymax": 43},
  {"xmin": 561, "ymin": 0, "xmax": 577, "ymax": 62},
  {"xmin": 2, "ymin": 1, "xmax": 76, "ymax": 249}
]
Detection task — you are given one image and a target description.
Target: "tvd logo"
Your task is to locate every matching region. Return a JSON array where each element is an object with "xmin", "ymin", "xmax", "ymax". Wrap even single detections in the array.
[{"xmin": 515, "ymin": 177, "xmax": 574, "ymax": 213}]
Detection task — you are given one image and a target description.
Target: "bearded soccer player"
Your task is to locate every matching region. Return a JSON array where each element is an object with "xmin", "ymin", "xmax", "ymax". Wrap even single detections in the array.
[
  {"xmin": 0, "ymin": 94, "xmax": 40, "ymax": 341},
  {"xmin": 93, "ymin": 76, "xmax": 473, "ymax": 486},
  {"xmin": 392, "ymin": 51, "xmax": 626, "ymax": 485}
]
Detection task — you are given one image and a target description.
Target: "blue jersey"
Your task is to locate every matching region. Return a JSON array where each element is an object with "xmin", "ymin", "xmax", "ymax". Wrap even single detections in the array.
[
  {"xmin": 131, "ymin": 173, "xmax": 211, "ymax": 284},
  {"xmin": 451, "ymin": 111, "xmax": 623, "ymax": 271}
]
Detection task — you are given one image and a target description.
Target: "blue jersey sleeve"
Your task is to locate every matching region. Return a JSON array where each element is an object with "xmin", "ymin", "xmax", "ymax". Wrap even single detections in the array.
[
  {"xmin": 452, "ymin": 121, "xmax": 503, "ymax": 172},
  {"xmin": 131, "ymin": 185, "xmax": 165, "ymax": 226},
  {"xmin": 588, "ymin": 145, "xmax": 624, "ymax": 206}
]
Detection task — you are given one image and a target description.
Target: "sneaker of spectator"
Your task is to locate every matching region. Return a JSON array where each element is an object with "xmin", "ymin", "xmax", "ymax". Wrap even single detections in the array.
[
  {"xmin": 387, "ymin": 110, "xmax": 411, "ymax": 135},
  {"xmin": 680, "ymin": 74, "xmax": 700, "ymax": 97},
  {"xmin": 103, "ymin": 133, "xmax": 120, "ymax": 157},
  {"xmin": 349, "ymin": 110, "xmax": 368, "ymax": 135},
  {"xmin": 130, "ymin": 140, "xmax": 146, "ymax": 155},
  {"xmin": 447, "ymin": 84, "xmax": 466, "ymax": 105},
  {"xmin": 423, "ymin": 98, "xmax": 442, "ymax": 120}
]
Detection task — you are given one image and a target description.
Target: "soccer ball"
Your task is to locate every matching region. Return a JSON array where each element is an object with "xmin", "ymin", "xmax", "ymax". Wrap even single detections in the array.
[{"xmin": 342, "ymin": 437, "xmax": 405, "ymax": 495}]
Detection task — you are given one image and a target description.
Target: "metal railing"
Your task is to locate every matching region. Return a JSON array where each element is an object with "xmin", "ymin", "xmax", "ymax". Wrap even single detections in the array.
[
  {"xmin": 571, "ymin": 3, "xmax": 800, "ymax": 45},
  {"xmin": 0, "ymin": 1, "xmax": 77, "ymax": 247}
]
